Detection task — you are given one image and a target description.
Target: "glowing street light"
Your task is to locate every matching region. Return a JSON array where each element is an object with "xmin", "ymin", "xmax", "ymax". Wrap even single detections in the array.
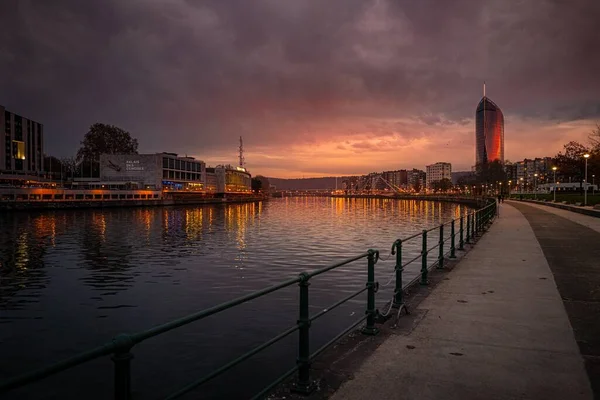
[
  {"xmin": 584, "ymin": 154, "xmax": 590, "ymax": 206},
  {"xmin": 534, "ymin": 173, "xmax": 538, "ymax": 199},
  {"xmin": 552, "ymin": 166, "xmax": 558, "ymax": 202}
]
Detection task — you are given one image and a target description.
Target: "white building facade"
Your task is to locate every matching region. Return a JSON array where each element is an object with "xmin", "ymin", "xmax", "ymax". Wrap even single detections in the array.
[{"xmin": 426, "ymin": 162, "xmax": 452, "ymax": 189}]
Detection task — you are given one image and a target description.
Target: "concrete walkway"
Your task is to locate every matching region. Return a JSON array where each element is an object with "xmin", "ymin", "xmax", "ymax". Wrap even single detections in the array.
[
  {"xmin": 510, "ymin": 201, "xmax": 600, "ymax": 398},
  {"xmin": 510, "ymin": 200, "xmax": 600, "ymax": 234},
  {"xmin": 330, "ymin": 204, "xmax": 593, "ymax": 400}
]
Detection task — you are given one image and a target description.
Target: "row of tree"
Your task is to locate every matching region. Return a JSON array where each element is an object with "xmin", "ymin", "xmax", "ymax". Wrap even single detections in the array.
[{"xmin": 43, "ymin": 123, "xmax": 139, "ymax": 179}]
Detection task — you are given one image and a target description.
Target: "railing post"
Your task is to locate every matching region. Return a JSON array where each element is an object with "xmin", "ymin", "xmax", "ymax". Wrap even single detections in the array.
[
  {"xmin": 420, "ymin": 230, "xmax": 428, "ymax": 285},
  {"xmin": 392, "ymin": 240, "xmax": 404, "ymax": 307},
  {"xmin": 294, "ymin": 272, "xmax": 315, "ymax": 394},
  {"xmin": 112, "ymin": 334, "xmax": 134, "ymax": 400},
  {"xmin": 459, "ymin": 215, "xmax": 464, "ymax": 250},
  {"xmin": 362, "ymin": 249, "xmax": 379, "ymax": 336},
  {"xmin": 474, "ymin": 210, "xmax": 479, "ymax": 236},
  {"xmin": 437, "ymin": 224, "xmax": 444, "ymax": 269},
  {"xmin": 466, "ymin": 214, "xmax": 471, "ymax": 243},
  {"xmin": 450, "ymin": 219, "xmax": 456, "ymax": 258}
]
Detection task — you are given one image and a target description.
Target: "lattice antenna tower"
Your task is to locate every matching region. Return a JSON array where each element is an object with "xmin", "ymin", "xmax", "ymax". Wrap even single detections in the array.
[{"xmin": 239, "ymin": 136, "xmax": 245, "ymax": 168}]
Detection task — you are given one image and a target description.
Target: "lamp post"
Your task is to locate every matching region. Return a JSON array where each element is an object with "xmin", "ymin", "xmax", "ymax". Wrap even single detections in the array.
[
  {"xmin": 584, "ymin": 154, "xmax": 590, "ymax": 206},
  {"xmin": 552, "ymin": 166, "xmax": 557, "ymax": 202},
  {"xmin": 519, "ymin": 177, "xmax": 524, "ymax": 194},
  {"xmin": 534, "ymin": 173, "xmax": 538, "ymax": 199},
  {"xmin": 593, "ymin": 174, "xmax": 596, "ymax": 196},
  {"xmin": 508, "ymin": 180, "xmax": 512, "ymax": 197}
]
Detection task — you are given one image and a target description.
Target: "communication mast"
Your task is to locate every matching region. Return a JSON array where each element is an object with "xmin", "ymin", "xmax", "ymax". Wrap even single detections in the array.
[{"xmin": 238, "ymin": 136, "xmax": 245, "ymax": 168}]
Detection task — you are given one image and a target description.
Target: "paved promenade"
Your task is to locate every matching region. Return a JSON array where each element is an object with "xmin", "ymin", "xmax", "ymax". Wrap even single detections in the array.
[{"xmin": 330, "ymin": 203, "xmax": 594, "ymax": 400}]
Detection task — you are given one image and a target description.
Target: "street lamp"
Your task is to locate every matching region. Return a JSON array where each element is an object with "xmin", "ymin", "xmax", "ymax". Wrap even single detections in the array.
[
  {"xmin": 593, "ymin": 174, "xmax": 596, "ymax": 196},
  {"xmin": 584, "ymin": 154, "xmax": 590, "ymax": 206},
  {"xmin": 508, "ymin": 180, "xmax": 512, "ymax": 197},
  {"xmin": 534, "ymin": 173, "xmax": 538, "ymax": 199},
  {"xmin": 519, "ymin": 177, "xmax": 524, "ymax": 194},
  {"xmin": 552, "ymin": 166, "xmax": 557, "ymax": 202}
]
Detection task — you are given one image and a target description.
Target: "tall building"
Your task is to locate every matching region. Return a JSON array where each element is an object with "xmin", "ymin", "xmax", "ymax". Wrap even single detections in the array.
[
  {"xmin": 407, "ymin": 169, "xmax": 426, "ymax": 191},
  {"xmin": 475, "ymin": 86, "xmax": 504, "ymax": 165},
  {"xmin": 1, "ymin": 105, "xmax": 44, "ymax": 175},
  {"xmin": 426, "ymin": 162, "xmax": 452, "ymax": 189}
]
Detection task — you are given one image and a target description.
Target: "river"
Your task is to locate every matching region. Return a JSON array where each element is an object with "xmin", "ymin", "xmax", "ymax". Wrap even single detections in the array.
[{"xmin": 0, "ymin": 197, "xmax": 467, "ymax": 399}]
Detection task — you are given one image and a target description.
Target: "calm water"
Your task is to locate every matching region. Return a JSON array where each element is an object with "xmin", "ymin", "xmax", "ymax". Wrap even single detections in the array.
[{"xmin": 0, "ymin": 197, "xmax": 467, "ymax": 399}]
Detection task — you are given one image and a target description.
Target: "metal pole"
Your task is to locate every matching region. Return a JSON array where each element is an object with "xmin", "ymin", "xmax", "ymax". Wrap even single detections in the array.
[
  {"xmin": 553, "ymin": 170, "xmax": 557, "ymax": 202},
  {"xmin": 450, "ymin": 220, "xmax": 456, "ymax": 258},
  {"xmin": 466, "ymin": 214, "xmax": 471, "ymax": 244},
  {"xmin": 459, "ymin": 215, "xmax": 464, "ymax": 250},
  {"xmin": 437, "ymin": 224, "xmax": 444, "ymax": 269},
  {"xmin": 362, "ymin": 250, "xmax": 379, "ymax": 335},
  {"xmin": 392, "ymin": 240, "xmax": 404, "ymax": 307},
  {"xmin": 420, "ymin": 230, "xmax": 428, "ymax": 285},
  {"xmin": 584, "ymin": 157, "xmax": 588, "ymax": 206},
  {"xmin": 112, "ymin": 335, "xmax": 134, "ymax": 400},
  {"xmin": 294, "ymin": 273, "xmax": 314, "ymax": 393}
]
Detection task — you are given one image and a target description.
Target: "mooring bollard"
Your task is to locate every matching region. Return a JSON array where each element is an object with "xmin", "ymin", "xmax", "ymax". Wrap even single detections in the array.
[
  {"xmin": 450, "ymin": 219, "xmax": 456, "ymax": 258},
  {"xmin": 294, "ymin": 272, "xmax": 315, "ymax": 394},
  {"xmin": 362, "ymin": 249, "xmax": 379, "ymax": 336},
  {"xmin": 420, "ymin": 230, "xmax": 428, "ymax": 285},
  {"xmin": 392, "ymin": 240, "xmax": 404, "ymax": 307},
  {"xmin": 437, "ymin": 224, "xmax": 444, "ymax": 269}
]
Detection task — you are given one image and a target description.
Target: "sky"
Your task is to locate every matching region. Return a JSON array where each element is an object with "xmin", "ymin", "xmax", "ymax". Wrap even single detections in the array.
[{"xmin": 1, "ymin": 0, "xmax": 599, "ymax": 178}]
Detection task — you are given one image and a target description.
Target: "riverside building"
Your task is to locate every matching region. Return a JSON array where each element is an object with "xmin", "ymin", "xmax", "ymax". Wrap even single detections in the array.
[
  {"xmin": 1, "ymin": 105, "xmax": 44, "ymax": 176},
  {"xmin": 100, "ymin": 153, "xmax": 206, "ymax": 190},
  {"xmin": 426, "ymin": 162, "xmax": 452, "ymax": 189}
]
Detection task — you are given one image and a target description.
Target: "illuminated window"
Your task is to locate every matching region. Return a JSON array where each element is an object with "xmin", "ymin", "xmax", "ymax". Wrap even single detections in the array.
[{"xmin": 12, "ymin": 140, "xmax": 25, "ymax": 160}]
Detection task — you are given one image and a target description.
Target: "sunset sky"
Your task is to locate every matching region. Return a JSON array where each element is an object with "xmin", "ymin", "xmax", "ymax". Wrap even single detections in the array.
[{"xmin": 1, "ymin": 0, "xmax": 599, "ymax": 178}]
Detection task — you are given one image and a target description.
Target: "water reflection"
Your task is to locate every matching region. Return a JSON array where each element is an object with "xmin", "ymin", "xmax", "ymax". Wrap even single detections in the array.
[{"xmin": 0, "ymin": 198, "xmax": 469, "ymax": 398}]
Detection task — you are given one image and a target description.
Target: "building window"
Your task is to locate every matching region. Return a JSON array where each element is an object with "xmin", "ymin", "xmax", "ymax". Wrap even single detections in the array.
[
  {"xmin": 163, "ymin": 157, "xmax": 169, "ymax": 168},
  {"xmin": 163, "ymin": 170, "xmax": 168, "ymax": 178},
  {"xmin": 13, "ymin": 140, "xmax": 25, "ymax": 160},
  {"xmin": 169, "ymin": 170, "xmax": 174, "ymax": 179},
  {"xmin": 175, "ymin": 171, "xmax": 180, "ymax": 179},
  {"xmin": 169, "ymin": 158, "xmax": 174, "ymax": 169},
  {"xmin": 175, "ymin": 159, "xmax": 181, "ymax": 170}
]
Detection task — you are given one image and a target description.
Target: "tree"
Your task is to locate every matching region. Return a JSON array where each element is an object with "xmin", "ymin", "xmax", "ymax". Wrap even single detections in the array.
[
  {"xmin": 255, "ymin": 175, "xmax": 270, "ymax": 192},
  {"xmin": 60, "ymin": 157, "xmax": 77, "ymax": 179},
  {"xmin": 554, "ymin": 141, "xmax": 590, "ymax": 184},
  {"xmin": 412, "ymin": 177, "xmax": 422, "ymax": 193},
  {"xmin": 76, "ymin": 123, "xmax": 138, "ymax": 162},
  {"xmin": 475, "ymin": 160, "xmax": 506, "ymax": 184},
  {"xmin": 251, "ymin": 178, "xmax": 262, "ymax": 193},
  {"xmin": 589, "ymin": 123, "xmax": 600, "ymax": 151}
]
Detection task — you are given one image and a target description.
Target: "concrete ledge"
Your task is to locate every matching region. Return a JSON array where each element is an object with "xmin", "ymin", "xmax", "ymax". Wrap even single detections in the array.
[{"xmin": 512, "ymin": 198, "xmax": 600, "ymax": 218}]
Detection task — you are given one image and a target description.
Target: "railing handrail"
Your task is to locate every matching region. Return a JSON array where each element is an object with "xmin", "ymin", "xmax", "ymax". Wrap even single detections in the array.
[{"xmin": 0, "ymin": 198, "xmax": 498, "ymax": 399}]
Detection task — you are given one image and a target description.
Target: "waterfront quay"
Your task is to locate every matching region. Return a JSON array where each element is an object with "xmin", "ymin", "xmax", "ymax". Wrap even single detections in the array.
[{"xmin": 326, "ymin": 201, "xmax": 598, "ymax": 400}]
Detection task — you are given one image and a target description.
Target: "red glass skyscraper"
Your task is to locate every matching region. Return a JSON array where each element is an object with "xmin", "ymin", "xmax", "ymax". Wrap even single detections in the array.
[{"xmin": 475, "ymin": 94, "xmax": 504, "ymax": 165}]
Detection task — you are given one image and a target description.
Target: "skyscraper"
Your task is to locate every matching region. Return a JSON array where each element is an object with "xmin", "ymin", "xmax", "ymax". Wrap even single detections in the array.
[{"xmin": 475, "ymin": 85, "xmax": 504, "ymax": 165}]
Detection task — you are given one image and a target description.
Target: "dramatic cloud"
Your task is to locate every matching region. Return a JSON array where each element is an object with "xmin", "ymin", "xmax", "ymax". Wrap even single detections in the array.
[{"xmin": 1, "ymin": 0, "xmax": 599, "ymax": 177}]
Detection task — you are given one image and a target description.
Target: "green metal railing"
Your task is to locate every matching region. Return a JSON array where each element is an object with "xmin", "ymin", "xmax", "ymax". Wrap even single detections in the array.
[{"xmin": 0, "ymin": 199, "xmax": 498, "ymax": 399}]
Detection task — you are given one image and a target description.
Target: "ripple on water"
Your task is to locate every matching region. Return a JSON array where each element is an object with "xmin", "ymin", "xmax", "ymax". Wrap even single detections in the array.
[{"xmin": 0, "ymin": 198, "xmax": 468, "ymax": 399}]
